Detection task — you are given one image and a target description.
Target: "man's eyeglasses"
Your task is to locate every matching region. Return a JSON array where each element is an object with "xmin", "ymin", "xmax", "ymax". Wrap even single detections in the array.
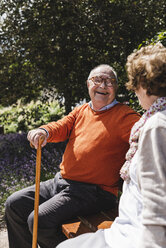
[{"xmin": 88, "ymin": 76, "xmax": 116, "ymax": 87}]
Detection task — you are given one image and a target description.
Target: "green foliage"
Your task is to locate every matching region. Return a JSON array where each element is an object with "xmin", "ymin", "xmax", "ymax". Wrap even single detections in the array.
[
  {"xmin": 153, "ymin": 31, "xmax": 166, "ymax": 46},
  {"xmin": 138, "ymin": 31, "xmax": 166, "ymax": 49},
  {"xmin": 0, "ymin": 0, "xmax": 166, "ymax": 113},
  {"xmin": 128, "ymin": 92, "xmax": 145, "ymax": 115},
  {"xmin": 0, "ymin": 99, "xmax": 65, "ymax": 133}
]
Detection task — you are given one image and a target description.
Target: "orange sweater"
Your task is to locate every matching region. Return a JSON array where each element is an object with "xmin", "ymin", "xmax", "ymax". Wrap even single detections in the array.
[{"xmin": 41, "ymin": 103, "xmax": 140, "ymax": 196}]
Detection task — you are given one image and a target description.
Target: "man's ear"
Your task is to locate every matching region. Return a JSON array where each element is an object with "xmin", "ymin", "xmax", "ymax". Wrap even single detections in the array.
[
  {"xmin": 87, "ymin": 80, "xmax": 90, "ymax": 88},
  {"xmin": 114, "ymin": 84, "xmax": 118, "ymax": 93}
]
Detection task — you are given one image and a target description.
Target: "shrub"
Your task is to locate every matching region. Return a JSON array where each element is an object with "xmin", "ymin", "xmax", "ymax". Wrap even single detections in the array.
[
  {"xmin": 0, "ymin": 99, "xmax": 65, "ymax": 134},
  {"xmin": 0, "ymin": 132, "xmax": 66, "ymax": 221}
]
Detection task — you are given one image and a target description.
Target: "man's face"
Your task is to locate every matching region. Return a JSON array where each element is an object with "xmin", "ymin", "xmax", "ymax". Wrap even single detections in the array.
[{"xmin": 87, "ymin": 67, "xmax": 117, "ymax": 110}]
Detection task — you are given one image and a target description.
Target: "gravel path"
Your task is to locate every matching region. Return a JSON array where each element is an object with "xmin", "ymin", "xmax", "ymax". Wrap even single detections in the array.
[
  {"xmin": 0, "ymin": 229, "xmax": 8, "ymax": 248},
  {"xmin": 0, "ymin": 215, "xmax": 8, "ymax": 248}
]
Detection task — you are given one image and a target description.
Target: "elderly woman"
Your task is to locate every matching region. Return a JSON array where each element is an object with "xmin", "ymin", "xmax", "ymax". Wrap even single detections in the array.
[{"xmin": 56, "ymin": 42, "xmax": 166, "ymax": 248}]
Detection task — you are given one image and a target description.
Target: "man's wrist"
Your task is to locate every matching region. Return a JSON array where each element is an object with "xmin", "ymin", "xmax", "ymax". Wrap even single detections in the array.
[{"xmin": 38, "ymin": 128, "xmax": 49, "ymax": 138}]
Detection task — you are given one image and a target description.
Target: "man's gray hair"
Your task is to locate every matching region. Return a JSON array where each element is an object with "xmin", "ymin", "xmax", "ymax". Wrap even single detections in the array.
[{"xmin": 88, "ymin": 64, "xmax": 118, "ymax": 83}]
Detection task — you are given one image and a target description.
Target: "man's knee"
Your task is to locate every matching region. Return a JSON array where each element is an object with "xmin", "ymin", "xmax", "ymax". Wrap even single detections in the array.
[
  {"xmin": 27, "ymin": 211, "xmax": 34, "ymax": 234},
  {"xmin": 27, "ymin": 209, "xmax": 55, "ymax": 234},
  {"xmin": 5, "ymin": 192, "xmax": 19, "ymax": 216},
  {"xmin": 5, "ymin": 190, "xmax": 31, "ymax": 221}
]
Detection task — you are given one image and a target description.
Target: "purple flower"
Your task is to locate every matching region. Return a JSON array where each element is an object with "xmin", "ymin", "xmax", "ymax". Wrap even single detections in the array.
[{"xmin": 0, "ymin": 132, "xmax": 66, "ymax": 215}]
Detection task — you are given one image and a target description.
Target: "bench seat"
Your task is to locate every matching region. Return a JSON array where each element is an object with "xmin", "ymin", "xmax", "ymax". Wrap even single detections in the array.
[{"xmin": 62, "ymin": 207, "xmax": 118, "ymax": 239}]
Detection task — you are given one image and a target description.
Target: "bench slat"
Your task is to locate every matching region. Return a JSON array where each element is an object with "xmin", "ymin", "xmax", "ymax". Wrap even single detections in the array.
[
  {"xmin": 101, "ymin": 207, "xmax": 118, "ymax": 220},
  {"xmin": 62, "ymin": 221, "xmax": 92, "ymax": 238},
  {"xmin": 78, "ymin": 212, "xmax": 113, "ymax": 231},
  {"xmin": 62, "ymin": 207, "xmax": 118, "ymax": 239}
]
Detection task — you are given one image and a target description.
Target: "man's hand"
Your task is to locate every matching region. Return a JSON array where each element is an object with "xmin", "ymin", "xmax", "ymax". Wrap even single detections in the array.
[{"xmin": 27, "ymin": 129, "xmax": 48, "ymax": 149}]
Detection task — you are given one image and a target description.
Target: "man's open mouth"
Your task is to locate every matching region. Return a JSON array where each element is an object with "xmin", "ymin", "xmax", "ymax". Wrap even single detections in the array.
[{"xmin": 96, "ymin": 91, "xmax": 108, "ymax": 95}]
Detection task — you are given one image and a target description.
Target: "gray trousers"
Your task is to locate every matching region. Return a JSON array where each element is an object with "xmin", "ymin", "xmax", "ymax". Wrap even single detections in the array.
[
  {"xmin": 56, "ymin": 229, "xmax": 111, "ymax": 248},
  {"xmin": 5, "ymin": 172, "xmax": 116, "ymax": 248}
]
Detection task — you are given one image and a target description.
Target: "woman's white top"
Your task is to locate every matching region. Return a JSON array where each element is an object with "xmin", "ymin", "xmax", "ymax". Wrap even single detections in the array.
[
  {"xmin": 104, "ymin": 151, "xmax": 142, "ymax": 248},
  {"xmin": 104, "ymin": 110, "xmax": 166, "ymax": 248}
]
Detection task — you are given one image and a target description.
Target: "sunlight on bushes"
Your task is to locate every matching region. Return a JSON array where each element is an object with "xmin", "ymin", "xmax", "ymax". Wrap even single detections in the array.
[{"xmin": 0, "ymin": 99, "xmax": 65, "ymax": 134}]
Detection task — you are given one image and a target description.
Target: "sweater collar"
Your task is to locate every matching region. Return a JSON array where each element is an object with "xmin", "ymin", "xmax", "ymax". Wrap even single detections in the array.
[{"xmin": 88, "ymin": 99, "xmax": 118, "ymax": 111}]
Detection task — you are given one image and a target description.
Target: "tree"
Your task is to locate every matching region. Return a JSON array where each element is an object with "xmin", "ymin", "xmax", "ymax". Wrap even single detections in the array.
[{"xmin": 0, "ymin": 0, "xmax": 166, "ymax": 113}]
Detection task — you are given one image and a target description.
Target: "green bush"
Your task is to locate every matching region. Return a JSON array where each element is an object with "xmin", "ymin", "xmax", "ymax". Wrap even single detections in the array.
[
  {"xmin": 0, "ymin": 100, "xmax": 65, "ymax": 133},
  {"xmin": 151, "ymin": 31, "xmax": 166, "ymax": 46},
  {"xmin": 137, "ymin": 30, "xmax": 166, "ymax": 49}
]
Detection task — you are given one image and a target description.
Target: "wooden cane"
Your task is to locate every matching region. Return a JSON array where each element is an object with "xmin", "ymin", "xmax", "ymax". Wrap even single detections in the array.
[{"xmin": 31, "ymin": 137, "xmax": 44, "ymax": 248}]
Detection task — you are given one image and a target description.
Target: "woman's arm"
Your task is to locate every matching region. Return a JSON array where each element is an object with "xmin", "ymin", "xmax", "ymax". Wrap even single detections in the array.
[{"xmin": 137, "ymin": 123, "xmax": 166, "ymax": 248}]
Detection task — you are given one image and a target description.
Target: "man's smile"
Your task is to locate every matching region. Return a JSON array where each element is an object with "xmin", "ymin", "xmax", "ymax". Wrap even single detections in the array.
[{"xmin": 96, "ymin": 91, "xmax": 109, "ymax": 95}]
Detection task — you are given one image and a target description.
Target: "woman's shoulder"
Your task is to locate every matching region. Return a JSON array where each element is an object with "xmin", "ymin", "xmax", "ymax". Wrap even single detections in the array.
[{"xmin": 144, "ymin": 109, "xmax": 166, "ymax": 131}]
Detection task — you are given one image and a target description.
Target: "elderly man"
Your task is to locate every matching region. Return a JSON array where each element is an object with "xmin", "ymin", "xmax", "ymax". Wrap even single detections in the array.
[{"xmin": 5, "ymin": 64, "xmax": 140, "ymax": 248}]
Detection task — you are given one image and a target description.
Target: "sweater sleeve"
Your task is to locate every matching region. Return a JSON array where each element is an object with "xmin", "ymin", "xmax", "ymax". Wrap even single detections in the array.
[
  {"xmin": 40, "ymin": 106, "xmax": 80, "ymax": 143},
  {"xmin": 137, "ymin": 125, "xmax": 166, "ymax": 248}
]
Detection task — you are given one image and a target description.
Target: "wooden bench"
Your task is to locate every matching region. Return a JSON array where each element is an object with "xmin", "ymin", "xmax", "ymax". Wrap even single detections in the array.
[{"xmin": 62, "ymin": 206, "xmax": 118, "ymax": 239}]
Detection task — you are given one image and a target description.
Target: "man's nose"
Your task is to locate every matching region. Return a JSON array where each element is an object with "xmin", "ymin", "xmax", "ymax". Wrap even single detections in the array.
[{"xmin": 99, "ymin": 81, "xmax": 106, "ymax": 88}]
